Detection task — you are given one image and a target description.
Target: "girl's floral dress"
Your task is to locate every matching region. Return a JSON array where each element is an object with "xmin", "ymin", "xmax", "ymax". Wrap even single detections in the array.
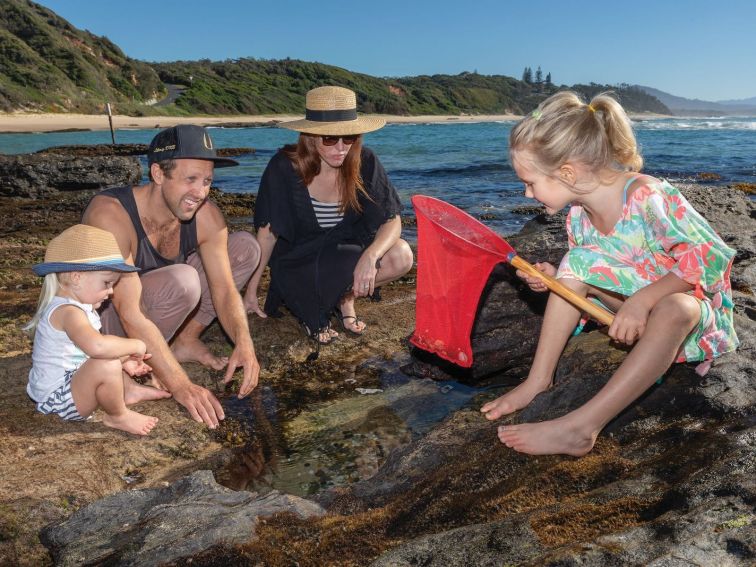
[{"xmin": 556, "ymin": 177, "xmax": 738, "ymax": 372}]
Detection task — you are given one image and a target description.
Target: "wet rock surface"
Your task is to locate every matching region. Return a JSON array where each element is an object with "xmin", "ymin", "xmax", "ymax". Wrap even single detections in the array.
[
  {"xmin": 34, "ymin": 143, "xmax": 255, "ymax": 158},
  {"xmin": 0, "ymin": 154, "xmax": 142, "ymax": 197},
  {"xmin": 0, "ymin": 147, "xmax": 753, "ymax": 567},
  {"xmin": 40, "ymin": 470, "xmax": 324, "ymax": 567},
  {"xmin": 49, "ymin": 184, "xmax": 754, "ymax": 566}
]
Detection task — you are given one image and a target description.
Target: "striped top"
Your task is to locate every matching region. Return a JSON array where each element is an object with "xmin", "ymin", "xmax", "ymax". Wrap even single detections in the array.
[{"xmin": 311, "ymin": 197, "xmax": 344, "ymax": 229}]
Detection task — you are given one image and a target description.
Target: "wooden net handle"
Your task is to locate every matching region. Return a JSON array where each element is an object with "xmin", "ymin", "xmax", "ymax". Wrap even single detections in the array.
[{"xmin": 510, "ymin": 255, "xmax": 615, "ymax": 326}]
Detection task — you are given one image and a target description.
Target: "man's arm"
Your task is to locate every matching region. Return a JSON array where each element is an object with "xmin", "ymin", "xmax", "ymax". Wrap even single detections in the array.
[
  {"xmin": 196, "ymin": 202, "xmax": 260, "ymax": 398},
  {"xmin": 82, "ymin": 194, "xmax": 225, "ymax": 427}
]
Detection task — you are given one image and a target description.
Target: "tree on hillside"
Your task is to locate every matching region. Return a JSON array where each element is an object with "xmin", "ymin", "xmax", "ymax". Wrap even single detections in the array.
[
  {"xmin": 535, "ymin": 66, "xmax": 543, "ymax": 84},
  {"xmin": 522, "ymin": 67, "xmax": 533, "ymax": 84},
  {"xmin": 545, "ymin": 72, "xmax": 552, "ymax": 87}
]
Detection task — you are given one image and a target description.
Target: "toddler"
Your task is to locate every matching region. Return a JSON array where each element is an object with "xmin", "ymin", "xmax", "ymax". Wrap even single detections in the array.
[{"xmin": 26, "ymin": 224, "xmax": 171, "ymax": 435}]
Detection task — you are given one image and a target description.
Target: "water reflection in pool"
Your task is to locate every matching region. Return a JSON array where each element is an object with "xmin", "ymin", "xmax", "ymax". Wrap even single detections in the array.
[{"xmin": 214, "ymin": 354, "xmax": 482, "ymax": 497}]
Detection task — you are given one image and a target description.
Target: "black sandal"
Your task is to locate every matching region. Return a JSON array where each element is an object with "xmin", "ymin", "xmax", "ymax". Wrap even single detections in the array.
[
  {"xmin": 337, "ymin": 313, "xmax": 366, "ymax": 336},
  {"xmin": 301, "ymin": 321, "xmax": 336, "ymax": 345}
]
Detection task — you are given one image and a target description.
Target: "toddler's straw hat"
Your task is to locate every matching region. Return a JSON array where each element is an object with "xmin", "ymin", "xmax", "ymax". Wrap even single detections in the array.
[
  {"xmin": 33, "ymin": 224, "xmax": 139, "ymax": 276},
  {"xmin": 278, "ymin": 86, "xmax": 386, "ymax": 136}
]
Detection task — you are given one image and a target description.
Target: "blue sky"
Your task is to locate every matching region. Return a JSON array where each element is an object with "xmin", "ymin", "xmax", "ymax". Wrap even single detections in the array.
[{"xmin": 39, "ymin": 0, "xmax": 755, "ymax": 102}]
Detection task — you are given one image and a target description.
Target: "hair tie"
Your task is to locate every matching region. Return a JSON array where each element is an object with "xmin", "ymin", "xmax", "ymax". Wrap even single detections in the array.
[
  {"xmin": 531, "ymin": 109, "xmax": 542, "ymax": 120},
  {"xmin": 587, "ymin": 104, "xmax": 596, "ymax": 113}
]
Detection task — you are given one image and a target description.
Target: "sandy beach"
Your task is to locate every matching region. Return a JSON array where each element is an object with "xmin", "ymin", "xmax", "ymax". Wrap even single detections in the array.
[{"xmin": 0, "ymin": 112, "xmax": 523, "ymax": 134}]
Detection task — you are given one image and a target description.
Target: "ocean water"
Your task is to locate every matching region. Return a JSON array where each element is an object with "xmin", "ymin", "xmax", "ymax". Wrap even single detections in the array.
[{"xmin": 1, "ymin": 116, "xmax": 754, "ymax": 236}]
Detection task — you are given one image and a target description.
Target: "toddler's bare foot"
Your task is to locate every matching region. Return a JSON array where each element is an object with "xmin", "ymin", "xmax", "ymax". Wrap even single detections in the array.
[
  {"xmin": 171, "ymin": 337, "xmax": 228, "ymax": 370},
  {"xmin": 480, "ymin": 378, "xmax": 551, "ymax": 420},
  {"xmin": 124, "ymin": 379, "xmax": 172, "ymax": 406},
  {"xmin": 497, "ymin": 416, "xmax": 597, "ymax": 456},
  {"xmin": 102, "ymin": 409, "xmax": 159, "ymax": 436}
]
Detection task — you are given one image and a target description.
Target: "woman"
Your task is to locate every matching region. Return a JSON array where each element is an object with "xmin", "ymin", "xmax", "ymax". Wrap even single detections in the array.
[{"xmin": 246, "ymin": 86, "xmax": 413, "ymax": 344}]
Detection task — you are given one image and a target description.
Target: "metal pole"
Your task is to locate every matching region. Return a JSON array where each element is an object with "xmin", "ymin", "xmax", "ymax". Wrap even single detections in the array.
[{"xmin": 106, "ymin": 103, "xmax": 115, "ymax": 144}]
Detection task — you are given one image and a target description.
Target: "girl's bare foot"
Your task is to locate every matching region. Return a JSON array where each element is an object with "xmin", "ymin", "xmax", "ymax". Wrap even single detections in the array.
[
  {"xmin": 123, "ymin": 379, "xmax": 172, "ymax": 406},
  {"xmin": 171, "ymin": 337, "xmax": 228, "ymax": 370},
  {"xmin": 480, "ymin": 377, "xmax": 552, "ymax": 420},
  {"xmin": 102, "ymin": 409, "xmax": 159, "ymax": 436},
  {"xmin": 497, "ymin": 415, "xmax": 597, "ymax": 456}
]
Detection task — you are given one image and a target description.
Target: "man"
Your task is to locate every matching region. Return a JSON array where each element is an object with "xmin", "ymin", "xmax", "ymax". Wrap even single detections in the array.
[{"xmin": 82, "ymin": 125, "xmax": 261, "ymax": 428}]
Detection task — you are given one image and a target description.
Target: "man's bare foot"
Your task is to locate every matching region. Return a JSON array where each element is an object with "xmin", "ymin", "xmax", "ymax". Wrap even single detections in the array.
[
  {"xmin": 171, "ymin": 337, "xmax": 228, "ymax": 370},
  {"xmin": 480, "ymin": 377, "xmax": 551, "ymax": 420},
  {"xmin": 123, "ymin": 377, "xmax": 172, "ymax": 406},
  {"xmin": 497, "ymin": 416, "xmax": 597, "ymax": 456},
  {"xmin": 102, "ymin": 409, "xmax": 159, "ymax": 436}
]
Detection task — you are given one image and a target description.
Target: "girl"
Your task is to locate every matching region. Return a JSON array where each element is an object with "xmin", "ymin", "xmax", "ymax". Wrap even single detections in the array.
[
  {"xmin": 481, "ymin": 92, "xmax": 738, "ymax": 456},
  {"xmin": 26, "ymin": 224, "xmax": 171, "ymax": 435}
]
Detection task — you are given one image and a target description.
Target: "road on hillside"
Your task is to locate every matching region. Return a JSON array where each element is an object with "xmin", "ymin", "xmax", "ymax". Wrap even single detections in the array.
[{"xmin": 153, "ymin": 84, "xmax": 187, "ymax": 107}]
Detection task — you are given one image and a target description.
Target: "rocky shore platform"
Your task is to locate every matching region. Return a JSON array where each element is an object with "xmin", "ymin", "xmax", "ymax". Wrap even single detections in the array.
[{"xmin": 0, "ymin": 147, "xmax": 753, "ymax": 566}]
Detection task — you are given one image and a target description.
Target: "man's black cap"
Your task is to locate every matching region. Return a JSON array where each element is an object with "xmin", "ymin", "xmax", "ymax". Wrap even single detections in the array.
[{"xmin": 147, "ymin": 124, "xmax": 239, "ymax": 168}]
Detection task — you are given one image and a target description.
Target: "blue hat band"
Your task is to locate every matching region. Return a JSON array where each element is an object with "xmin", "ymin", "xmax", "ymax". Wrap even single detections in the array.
[{"xmin": 33, "ymin": 261, "xmax": 140, "ymax": 277}]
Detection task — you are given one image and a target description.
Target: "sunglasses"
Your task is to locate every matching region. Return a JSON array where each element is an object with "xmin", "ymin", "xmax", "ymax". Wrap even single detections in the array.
[{"xmin": 320, "ymin": 135, "xmax": 359, "ymax": 146}]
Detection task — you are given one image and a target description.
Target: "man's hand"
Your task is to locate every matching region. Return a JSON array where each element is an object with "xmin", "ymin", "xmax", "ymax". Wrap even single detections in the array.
[
  {"xmin": 172, "ymin": 383, "xmax": 225, "ymax": 428},
  {"xmin": 223, "ymin": 341, "xmax": 260, "ymax": 399}
]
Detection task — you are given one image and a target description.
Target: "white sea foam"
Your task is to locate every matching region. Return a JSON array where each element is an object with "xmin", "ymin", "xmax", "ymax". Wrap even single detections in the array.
[{"xmin": 635, "ymin": 118, "xmax": 756, "ymax": 131}]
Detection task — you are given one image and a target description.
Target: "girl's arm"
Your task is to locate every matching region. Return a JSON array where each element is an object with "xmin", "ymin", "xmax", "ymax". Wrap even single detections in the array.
[
  {"xmin": 53, "ymin": 305, "xmax": 146, "ymax": 359},
  {"xmin": 243, "ymin": 224, "xmax": 277, "ymax": 317},
  {"xmin": 611, "ymin": 273, "xmax": 694, "ymax": 344}
]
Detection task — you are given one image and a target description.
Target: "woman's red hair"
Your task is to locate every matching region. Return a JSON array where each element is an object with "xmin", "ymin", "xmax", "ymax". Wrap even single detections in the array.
[{"xmin": 283, "ymin": 134, "xmax": 368, "ymax": 214}]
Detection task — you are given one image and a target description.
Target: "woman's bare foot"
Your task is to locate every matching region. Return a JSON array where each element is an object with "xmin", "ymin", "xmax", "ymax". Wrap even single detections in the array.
[
  {"xmin": 171, "ymin": 337, "xmax": 228, "ymax": 370},
  {"xmin": 123, "ymin": 377, "xmax": 172, "ymax": 406},
  {"xmin": 338, "ymin": 297, "xmax": 366, "ymax": 335},
  {"xmin": 497, "ymin": 415, "xmax": 598, "ymax": 456},
  {"xmin": 102, "ymin": 409, "xmax": 159, "ymax": 436},
  {"xmin": 480, "ymin": 377, "xmax": 552, "ymax": 420}
]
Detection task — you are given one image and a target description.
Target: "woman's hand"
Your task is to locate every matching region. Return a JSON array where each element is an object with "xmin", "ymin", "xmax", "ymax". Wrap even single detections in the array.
[
  {"xmin": 609, "ymin": 294, "xmax": 652, "ymax": 345},
  {"xmin": 516, "ymin": 262, "xmax": 556, "ymax": 292},
  {"xmin": 353, "ymin": 252, "xmax": 379, "ymax": 297}
]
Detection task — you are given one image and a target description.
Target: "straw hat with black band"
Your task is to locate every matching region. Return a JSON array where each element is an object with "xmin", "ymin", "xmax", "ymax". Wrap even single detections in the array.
[{"xmin": 278, "ymin": 86, "xmax": 386, "ymax": 136}]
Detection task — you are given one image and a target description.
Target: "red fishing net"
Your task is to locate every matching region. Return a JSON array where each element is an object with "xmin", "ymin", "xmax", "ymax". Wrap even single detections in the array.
[{"xmin": 410, "ymin": 196, "xmax": 513, "ymax": 368}]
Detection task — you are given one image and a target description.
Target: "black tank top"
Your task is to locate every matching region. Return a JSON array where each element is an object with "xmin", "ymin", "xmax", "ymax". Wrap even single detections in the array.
[{"xmin": 97, "ymin": 186, "xmax": 199, "ymax": 274}]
